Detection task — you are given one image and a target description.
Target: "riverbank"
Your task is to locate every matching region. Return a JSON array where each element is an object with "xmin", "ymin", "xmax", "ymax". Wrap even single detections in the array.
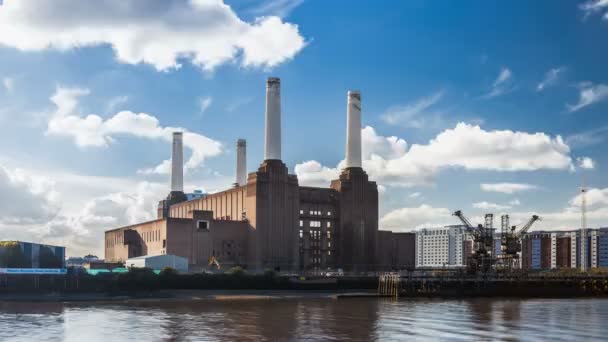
[{"xmin": 0, "ymin": 289, "xmax": 380, "ymax": 303}]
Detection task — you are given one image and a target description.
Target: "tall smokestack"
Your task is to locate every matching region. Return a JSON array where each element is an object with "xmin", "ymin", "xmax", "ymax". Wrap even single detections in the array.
[
  {"xmin": 264, "ymin": 77, "xmax": 281, "ymax": 161},
  {"xmin": 171, "ymin": 132, "xmax": 184, "ymax": 192},
  {"xmin": 345, "ymin": 90, "xmax": 362, "ymax": 168},
  {"xmin": 236, "ymin": 139, "xmax": 247, "ymax": 186}
]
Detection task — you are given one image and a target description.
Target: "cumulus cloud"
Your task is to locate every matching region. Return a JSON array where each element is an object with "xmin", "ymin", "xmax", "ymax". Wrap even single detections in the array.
[
  {"xmin": 380, "ymin": 204, "xmax": 453, "ymax": 231},
  {"xmin": 294, "ymin": 160, "xmax": 340, "ymax": 188},
  {"xmin": 381, "ymin": 91, "xmax": 444, "ymax": 128},
  {"xmin": 0, "ymin": 0, "xmax": 306, "ymax": 72},
  {"xmin": 485, "ymin": 67, "xmax": 514, "ymax": 98},
  {"xmin": 480, "ymin": 183, "xmax": 538, "ymax": 194},
  {"xmin": 39, "ymin": 181, "xmax": 166, "ymax": 256},
  {"xmin": 577, "ymin": 157, "xmax": 595, "ymax": 169},
  {"xmin": 198, "ymin": 96, "xmax": 213, "ymax": 114},
  {"xmin": 567, "ymin": 83, "xmax": 608, "ymax": 112},
  {"xmin": 537, "ymin": 67, "xmax": 564, "ymax": 92},
  {"xmin": 0, "ymin": 165, "xmax": 59, "ymax": 225},
  {"xmin": 46, "ymin": 87, "xmax": 223, "ymax": 174},
  {"xmin": 381, "ymin": 188, "xmax": 608, "ymax": 234},
  {"xmin": 472, "ymin": 201, "xmax": 511, "ymax": 211},
  {"xmin": 296, "ymin": 123, "xmax": 573, "ymax": 188}
]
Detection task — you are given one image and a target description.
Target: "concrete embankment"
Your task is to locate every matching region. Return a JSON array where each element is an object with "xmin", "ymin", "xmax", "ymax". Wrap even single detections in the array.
[{"xmin": 0, "ymin": 289, "xmax": 379, "ymax": 303}]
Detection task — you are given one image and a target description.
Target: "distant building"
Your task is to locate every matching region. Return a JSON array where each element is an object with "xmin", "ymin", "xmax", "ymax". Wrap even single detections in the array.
[
  {"xmin": 186, "ymin": 190, "xmax": 206, "ymax": 201},
  {"xmin": 0, "ymin": 241, "xmax": 65, "ymax": 269},
  {"xmin": 415, "ymin": 226, "xmax": 472, "ymax": 268},
  {"xmin": 106, "ymin": 79, "xmax": 381, "ymax": 273},
  {"xmin": 126, "ymin": 254, "xmax": 188, "ymax": 272},
  {"xmin": 521, "ymin": 228, "xmax": 608, "ymax": 270},
  {"xmin": 377, "ymin": 231, "xmax": 416, "ymax": 270},
  {"xmin": 66, "ymin": 254, "xmax": 100, "ymax": 268}
]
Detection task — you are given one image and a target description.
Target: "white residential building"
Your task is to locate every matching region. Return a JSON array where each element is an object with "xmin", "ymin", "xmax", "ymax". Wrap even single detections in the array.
[{"xmin": 415, "ymin": 225, "xmax": 470, "ymax": 267}]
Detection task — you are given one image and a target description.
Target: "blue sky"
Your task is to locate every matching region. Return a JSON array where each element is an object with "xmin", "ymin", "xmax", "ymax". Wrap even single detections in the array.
[{"xmin": 1, "ymin": 0, "xmax": 607, "ymax": 256}]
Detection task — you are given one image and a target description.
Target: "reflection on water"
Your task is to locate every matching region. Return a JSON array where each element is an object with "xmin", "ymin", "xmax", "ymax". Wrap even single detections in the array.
[{"xmin": 1, "ymin": 298, "xmax": 608, "ymax": 341}]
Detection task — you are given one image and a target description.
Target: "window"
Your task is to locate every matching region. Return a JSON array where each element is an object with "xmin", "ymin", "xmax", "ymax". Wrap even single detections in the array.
[
  {"xmin": 300, "ymin": 210, "xmax": 304, "ymax": 214},
  {"xmin": 327, "ymin": 222, "xmax": 331, "ymax": 228},
  {"xmin": 310, "ymin": 210, "xmax": 314, "ymax": 215},
  {"xmin": 327, "ymin": 231, "xmax": 331, "ymax": 239},
  {"xmin": 163, "ymin": 239, "xmax": 166, "ymax": 248},
  {"xmin": 197, "ymin": 220, "xmax": 210, "ymax": 231},
  {"xmin": 300, "ymin": 220, "xmax": 303, "ymax": 227},
  {"xmin": 328, "ymin": 211, "xmax": 332, "ymax": 216},
  {"xmin": 299, "ymin": 230, "xmax": 303, "ymax": 238}
]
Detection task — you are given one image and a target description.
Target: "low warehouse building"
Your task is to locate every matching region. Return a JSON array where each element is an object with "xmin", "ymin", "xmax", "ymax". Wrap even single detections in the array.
[{"xmin": 126, "ymin": 254, "xmax": 188, "ymax": 273}]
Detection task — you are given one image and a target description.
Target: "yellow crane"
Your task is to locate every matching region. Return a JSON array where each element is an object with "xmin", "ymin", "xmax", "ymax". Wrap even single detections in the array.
[{"xmin": 208, "ymin": 256, "xmax": 221, "ymax": 270}]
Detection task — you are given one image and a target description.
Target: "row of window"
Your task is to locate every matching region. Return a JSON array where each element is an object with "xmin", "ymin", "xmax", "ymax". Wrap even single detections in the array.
[
  {"xmin": 300, "ymin": 210, "xmax": 332, "ymax": 216},
  {"xmin": 300, "ymin": 220, "xmax": 332, "ymax": 228},
  {"xmin": 299, "ymin": 229, "xmax": 332, "ymax": 240}
]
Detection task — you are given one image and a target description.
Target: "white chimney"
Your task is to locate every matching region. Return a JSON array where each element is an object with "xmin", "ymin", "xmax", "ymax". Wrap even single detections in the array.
[
  {"xmin": 236, "ymin": 139, "xmax": 247, "ymax": 186},
  {"xmin": 345, "ymin": 90, "xmax": 362, "ymax": 168},
  {"xmin": 264, "ymin": 77, "xmax": 281, "ymax": 160},
  {"xmin": 171, "ymin": 132, "xmax": 184, "ymax": 192}
]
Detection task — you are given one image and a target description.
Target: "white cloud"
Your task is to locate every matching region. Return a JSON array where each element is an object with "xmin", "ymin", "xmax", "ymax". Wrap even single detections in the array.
[
  {"xmin": 567, "ymin": 83, "xmax": 608, "ymax": 112},
  {"xmin": 0, "ymin": 0, "xmax": 306, "ymax": 72},
  {"xmin": 46, "ymin": 86, "xmax": 223, "ymax": 174},
  {"xmin": 225, "ymin": 96, "xmax": 254, "ymax": 112},
  {"xmin": 577, "ymin": 157, "xmax": 595, "ymax": 169},
  {"xmin": 472, "ymin": 201, "xmax": 511, "ymax": 211},
  {"xmin": 296, "ymin": 123, "xmax": 572, "ymax": 188},
  {"xmin": 509, "ymin": 199, "xmax": 521, "ymax": 206},
  {"xmin": 293, "ymin": 160, "xmax": 340, "ymax": 188},
  {"xmin": 39, "ymin": 181, "xmax": 166, "ymax": 256},
  {"xmin": 381, "ymin": 91, "xmax": 444, "ymax": 128},
  {"xmin": 566, "ymin": 125, "xmax": 608, "ymax": 148},
  {"xmin": 381, "ymin": 188, "xmax": 608, "ymax": 234},
  {"xmin": 2, "ymin": 77, "xmax": 14, "ymax": 92},
  {"xmin": 198, "ymin": 96, "xmax": 213, "ymax": 114},
  {"xmin": 106, "ymin": 95, "xmax": 129, "ymax": 113},
  {"xmin": 480, "ymin": 183, "xmax": 538, "ymax": 194},
  {"xmin": 0, "ymin": 165, "xmax": 58, "ymax": 225},
  {"xmin": 485, "ymin": 67, "xmax": 513, "ymax": 98},
  {"xmin": 380, "ymin": 204, "xmax": 453, "ymax": 231},
  {"xmin": 580, "ymin": 0, "xmax": 608, "ymax": 19},
  {"xmin": 248, "ymin": 0, "xmax": 305, "ymax": 18},
  {"xmin": 537, "ymin": 67, "xmax": 564, "ymax": 92},
  {"xmin": 409, "ymin": 192, "xmax": 421, "ymax": 199}
]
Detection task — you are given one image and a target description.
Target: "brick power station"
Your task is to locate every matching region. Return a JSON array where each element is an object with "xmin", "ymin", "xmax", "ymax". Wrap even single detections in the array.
[{"xmin": 105, "ymin": 78, "xmax": 415, "ymax": 272}]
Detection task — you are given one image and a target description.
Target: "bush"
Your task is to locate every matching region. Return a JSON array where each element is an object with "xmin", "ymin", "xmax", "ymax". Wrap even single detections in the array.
[
  {"xmin": 227, "ymin": 266, "xmax": 246, "ymax": 276},
  {"xmin": 160, "ymin": 267, "xmax": 178, "ymax": 276}
]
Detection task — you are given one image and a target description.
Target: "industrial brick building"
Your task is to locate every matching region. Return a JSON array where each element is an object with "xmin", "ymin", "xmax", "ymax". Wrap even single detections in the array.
[
  {"xmin": 521, "ymin": 228, "xmax": 608, "ymax": 270},
  {"xmin": 105, "ymin": 78, "xmax": 405, "ymax": 272}
]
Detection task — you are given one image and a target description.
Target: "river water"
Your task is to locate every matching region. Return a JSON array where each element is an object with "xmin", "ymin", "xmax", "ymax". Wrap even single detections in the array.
[{"xmin": 1, "ymin": 297, "xmax": 607, "ymax": 341}]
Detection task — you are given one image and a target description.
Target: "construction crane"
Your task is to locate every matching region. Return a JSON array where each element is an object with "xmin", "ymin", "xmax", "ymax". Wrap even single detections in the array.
[
  {"xmin": 500, "ymin": 214, "xmax": 541, "ymax": 269},
  {"xmin": 208, "ymin": 255, "xmax": 221, "ymax": 270},
  {"xmin": 453, "ymin": 210, "xmax": 496, "ymax": 274}
]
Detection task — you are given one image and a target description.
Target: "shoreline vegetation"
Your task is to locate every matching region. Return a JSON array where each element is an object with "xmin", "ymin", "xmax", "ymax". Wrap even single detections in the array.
[{"xmin": 3, "ymin": 267, "xmax": 608, "ymax": 302}]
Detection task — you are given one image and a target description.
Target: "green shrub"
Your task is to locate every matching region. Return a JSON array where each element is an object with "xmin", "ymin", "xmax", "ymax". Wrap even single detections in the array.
[{"xmin": 227, "ymin": 266, "xmax": 246, "ymax": 276}]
